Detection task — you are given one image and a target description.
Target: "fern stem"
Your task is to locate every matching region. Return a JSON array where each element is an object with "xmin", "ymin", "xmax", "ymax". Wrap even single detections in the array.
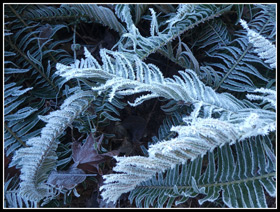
[
  {"xmin": 135, "ymin": 171, "xmax": 275, "ymax": 190},
  {"xmin": 4, "ymin": 122, "xmax": 28, "ymax": 148},
  {"xmin": 214, "ymin": 43, "xmax": 253, "ymax": 91},
  {"xmin": 24, "ymin": 13, "xmax": 87, "ymax": 23},
  {"xmin": 207, "ymin": 21, "xmax": 227, "ymax": 46}
]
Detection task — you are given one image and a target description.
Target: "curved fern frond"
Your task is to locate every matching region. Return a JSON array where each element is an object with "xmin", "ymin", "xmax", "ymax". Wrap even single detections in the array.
[
  {"xmin": 4, "ymin": 8, "xmax": 81, "ymax": 194},
  {"xmin": 114, "ymin": 4, "xmax": 133, "ymax": 30},
  {"xmin": 22, "ymin": 4, "xmax": 126, "ymax": 36},
  {"xmin": 22, "ymin": 4, "xmax": 82, "ymax": 23},
  {"xmin": 6, "ymin": 3, "xmax": 276, "ymax": 208},
  {"xmin": 128, "ymin": 136, "xmax": 275, "ymax": 208},
  {"xmin": 99, "ymin": 88, "xmax": 275, "ymax": 203},
  {"xmin": 56, "ymin": 47, "xmax": 248, "ymax": 118},
  {"xmin": 11, "ymin": 89, "xmax": 94, "ymax": 203},
  {"xmin": 56, "ymin": 39, "xmax": 275, "ymax": 205}
]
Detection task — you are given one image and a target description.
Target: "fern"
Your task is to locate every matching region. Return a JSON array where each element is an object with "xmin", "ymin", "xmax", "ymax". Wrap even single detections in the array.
[
  {"xmin": 202, "ymin": 36, "xmax": 270, "ymax": 92},
  {"xmin": 4, "ymin": 81, "xmax": 36, "ymax": 153},
  {"xmin": 154, "ymin": 18, "xmax": 232, "ymax": 87},
  {"xmin": 4, "ymin": 175, "xmax": 37, "ymax": 208},
  {"xmin": 129, "ymin": 136, "xmax": 275, "ymax": 208},
  {"xmin": 240, "ymin": 19, "xmax": 276, "ymax": 69},
  {"xmin": 22, "ymin": 4, "xmax": 125, "ymax": 35},
  {"xmin": 5, "ymin": 6, "xmax": 72, "ymax": 98},
  {"xmin": 4, "ymin": 4, "xmax": 78, "ymax": 175},
  {"xmin": 6, "ymin": 3, "xmax": 276, "ymax": 208},
  {"xmin": 129, "ymin": 4, "xmax": 149, "ymax": 25},
  {"xmin": 53, "ymin": 5, "xmax": 276, "ymax": 204},
  {"xmin": 100, "ymin": 103, "xmax": 275, "ymax": 203},
  {"xmin": 115, "ymin": 4, "xmax": 233, "ymax": 61},
  {"xmin": 4, "ymin": 33, "xmax": 44, "ymax": 158},
  {"xmin": 56, "ymin": 47, "xmax": 248, "ymax": 116},
  {"xmin": 71, "ymin": 4, "xmax": 126, "ymax": 35},
  {"xmin": 193, "ymin": 19, "xmax": 232, "ymax": 52},
  {"xmin": 249, "ymin": 4, "xmax": 276, "ymax": 41},
  {"xmin": 55, "ymin": 45, "xmax": 275, "ymax": 205},
  {"xmin": 11, "ymin": 89, "xmax": 94, "ymax": 203},
  {"xmin": 201, "ymin": 6, "xmax": 275, "ymax": 92}
]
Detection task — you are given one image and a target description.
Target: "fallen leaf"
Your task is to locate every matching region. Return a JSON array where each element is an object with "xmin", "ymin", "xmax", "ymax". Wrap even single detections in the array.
[
  {"xmin": 72, "ymin": 133, "xmax": 119, "ymax": 174},
  {"xmin": 46, "ymin": 167, "xmax": 87, "ymax": 190}
]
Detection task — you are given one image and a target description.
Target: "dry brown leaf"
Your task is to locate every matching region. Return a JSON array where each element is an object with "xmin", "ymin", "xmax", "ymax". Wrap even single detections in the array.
[{"xmin": 72, "ymin": 133, "xmax": 119, "ymax": 174}]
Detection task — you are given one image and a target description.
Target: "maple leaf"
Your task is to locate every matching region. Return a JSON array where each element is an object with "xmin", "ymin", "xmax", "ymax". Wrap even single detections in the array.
[{"xmin": 72, "ymin": 133, "xmax": 119, "ymax": 174}]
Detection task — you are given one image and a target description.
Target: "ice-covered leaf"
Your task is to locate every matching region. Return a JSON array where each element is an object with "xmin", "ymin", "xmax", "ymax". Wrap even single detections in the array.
[{"xmin": 46, "ymin": 167, "xmax": 86, "ymax": 190}]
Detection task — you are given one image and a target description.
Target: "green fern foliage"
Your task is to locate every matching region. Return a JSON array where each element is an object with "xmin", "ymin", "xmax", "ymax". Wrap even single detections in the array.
[
  {"xmin": 71, "ymin": 4, "xmax": 126, "ymax": 34},
  {"xmin": 22, "ymin": 4, "xmax": 122, "ymax": 33},
  {"xmin": 4, "ymin": 33, "xmax": 44, "ymax": 158},
  {"xmin": 4, "ymin": 4, "xmax": 77, "ymax": 174},
  {"xmin": 201, "ymin": 7, "xmax": 275, "ymax": 92},
  {"xmin": 100, "ymin": 102, "xmax": 275, "ymax": 203}
]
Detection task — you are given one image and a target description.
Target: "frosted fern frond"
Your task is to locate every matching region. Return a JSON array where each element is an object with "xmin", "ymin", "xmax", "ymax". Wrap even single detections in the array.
[
  {"xmin": 246, "ymin": 88, "xmax": 276, "ymax": 109},
  {"xmin": 115, "ymin": 4, "xmax": 232, "ymax": 60},
  {"xmin": 114, "ymin": 4, "xmax": 133, "ymax": 30},
  {"xmin": 56, "ymin": 47, "xmax": 247, "ymax": 119},
  {"xmin": 4, "ymin": 175, "xmax": 37, "ymax": 208},
  {"xmin": 129, "ymin": 136, "xmax": 275, "ymax": 208},
  {"xmin": 100, "ymin": 109, "xmax": 276, "ymax": 204},
  {"xmin": 166, "ymin": 4, "xmax": 196, "ymax": 29},
  {"xmin": 240, "ymin": 19, "xmax": 276, "ymax": 69},
  {"xmin": 12, "ymin": 89, "xmax": 94, "ymax": 203}
]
